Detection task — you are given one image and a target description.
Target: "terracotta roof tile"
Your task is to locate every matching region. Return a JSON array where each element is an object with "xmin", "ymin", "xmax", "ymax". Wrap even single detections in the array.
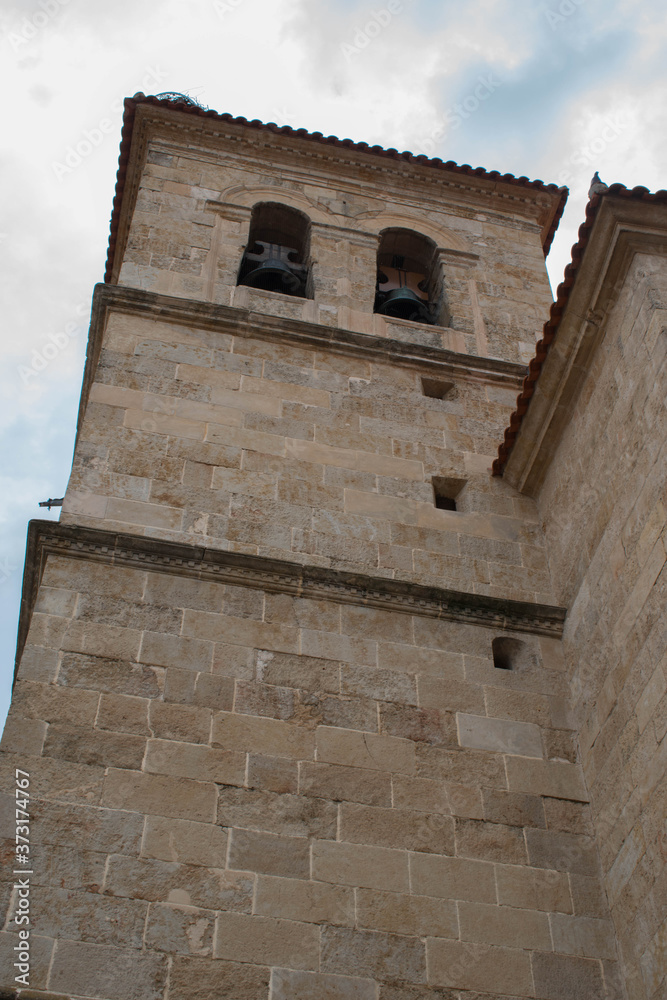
[
  {"xmin": 103, "ymin": 93, "xmax": 567, "ymax": 284},
  {"xmin": 492, "ymin": 182, "xmax": 667, "ymax": 476}
]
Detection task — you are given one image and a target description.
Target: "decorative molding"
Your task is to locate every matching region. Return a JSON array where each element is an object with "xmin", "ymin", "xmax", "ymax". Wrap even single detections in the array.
[
  {"xmin": 437, "ymin": 248, "xmax": 481, "ymax": 267},
  {"xmin": 15, "ymin": 520, "xmax": 567, "ymax": 679},
  {"xmin": 205, "ymin": 200, "xmax": 252, "ymax": 223}
]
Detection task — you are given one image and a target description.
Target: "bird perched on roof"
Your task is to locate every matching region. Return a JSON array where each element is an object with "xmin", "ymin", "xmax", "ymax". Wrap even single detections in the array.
[{"xmin": 588, "ymin": 172, "xmax": 609, "ymax": 198}]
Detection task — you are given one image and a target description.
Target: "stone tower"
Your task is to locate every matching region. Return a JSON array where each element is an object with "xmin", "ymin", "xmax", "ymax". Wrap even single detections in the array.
[{"xmin": 1, "ymin": 93, "xmax": 665, "ymax": 1000}]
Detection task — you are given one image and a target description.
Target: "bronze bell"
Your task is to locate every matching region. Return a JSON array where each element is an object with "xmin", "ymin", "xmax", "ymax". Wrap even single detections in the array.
[
  {"xmin": 375, "ymin": 266, "xmax": 432, "ymax": 324},
  {"xmin": 239, "ymin": 241, "xmax": 306, "ymax": 297}
]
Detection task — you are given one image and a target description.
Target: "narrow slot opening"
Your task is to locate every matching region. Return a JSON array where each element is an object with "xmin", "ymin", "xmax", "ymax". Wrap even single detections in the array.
[{"xmin": 421, "ymin": 377, "xmax": 455, "ymax": 400}]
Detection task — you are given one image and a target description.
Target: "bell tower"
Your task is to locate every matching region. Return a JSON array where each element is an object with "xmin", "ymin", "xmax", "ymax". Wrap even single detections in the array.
[{"xmin": 3, "ymin": 93, "xmax": 656, "ymax": 1000}]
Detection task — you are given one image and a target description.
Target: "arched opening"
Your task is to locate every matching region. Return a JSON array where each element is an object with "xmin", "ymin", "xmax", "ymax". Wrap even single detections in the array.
[
  {"xmin": 374, "ymin": 228, "xmax": 444, "ymax": 325},
  {"xmin": 237, "ymin": 202, "xmax": 311, "ymax": 298}
]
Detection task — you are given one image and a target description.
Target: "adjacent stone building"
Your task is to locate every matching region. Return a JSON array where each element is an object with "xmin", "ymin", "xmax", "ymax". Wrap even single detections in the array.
[{"xmin": 1, "ymin": 93, "xmax": 664, "ymax": 1000}]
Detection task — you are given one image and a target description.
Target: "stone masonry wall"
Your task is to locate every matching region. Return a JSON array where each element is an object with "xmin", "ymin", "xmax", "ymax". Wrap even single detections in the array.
[
  {"xmin": 537, "ymin": 253, "xmax": 667, "ymax": 1000},
  {"xmin": 1, "ymin": 551, "xmax": 625, "ymax": 999},
  {"xmin": 61, "ymin": 309, "xmax": 552, "ymax": 605}
]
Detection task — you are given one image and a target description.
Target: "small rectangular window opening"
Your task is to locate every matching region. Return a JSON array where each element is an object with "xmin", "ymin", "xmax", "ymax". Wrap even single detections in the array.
[
  {"xmin": 432, "ymin": 476, "xmax": 465, "ymax": 511},
  {"xmin": 492, "ymin": 636, "xmax": 526, "ymax": 671},
  {"xmin": 421, "ymin": 377, "xmax": 455, "ymax": 400}
]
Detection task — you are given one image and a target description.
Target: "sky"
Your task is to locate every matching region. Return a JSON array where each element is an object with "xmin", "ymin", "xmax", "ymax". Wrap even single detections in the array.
[{"xmin": 1, "ymin": 0, "xmax": 666, "ymax": 730}]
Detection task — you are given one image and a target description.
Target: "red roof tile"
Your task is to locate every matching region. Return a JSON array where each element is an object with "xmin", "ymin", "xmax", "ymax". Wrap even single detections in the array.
[
  {"xmin": 103, "ymin": 93, "xmax": 567, "ymax": 284},
  {"xmin": 492, "ymin": 182, "xmax": 667, "ymax": 476}
]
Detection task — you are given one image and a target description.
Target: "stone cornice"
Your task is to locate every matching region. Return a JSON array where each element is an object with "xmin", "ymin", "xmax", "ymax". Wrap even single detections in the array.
[
  {"xmin": 76, "ymin": 283, "xmax": 526, "ymax": 441},
  {"xmin": 16, "ymin": 520, "xmax": 566, "ymax": 681},
  {"xmin": 504, "ymin": 195, "xmax": 667, "ymax": 495}
]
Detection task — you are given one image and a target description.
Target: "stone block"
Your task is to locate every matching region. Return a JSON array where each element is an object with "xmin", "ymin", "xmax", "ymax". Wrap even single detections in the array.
[
  {"xmin": 356, "ymin": 888, "xmax": 458, "ymax": 938},
  {"xmin": 339, "ymin": 802, "xmax": 455, "ymax": 854},
  {"xmin": 184, "ymin": 609, "xmax": 300, "ymax": 653},
  {"xmin": 27, "ymin": 885, "xmax": 147, "ymax": 949},
  {"xmin": 15, "ymin": 643, "xmax": 59, "ymax": 683},
  {"xmin": 0, "ymin": 714, "xmax": 46, "ymax": 755},
  {"xmin": 380, "ymin": 703, "xmax": 457, "ymax": 747},
  {"xmin": 531, "ymin": 951, "xmax": 606, "ymax": 999},
  {"xmin": 0, "ymin": 931, "xmax": 53, "ymax": 989},
  {"xmin": 62, "ymin": 616, "xmax": 142, "ymax": 664},
  {"xmin": 144, "ymin": 901, "xmax": 215, "ymax": 956},
  {"xmin": 378, "ymin": 985, "xmax": 459, "ymax": 1000},
  {"xmin": 417, "ymin": 674, "xmax": 485, "ymax": 714},
  {"xmin": 102, "ymin": 768, "xmax": 216, "ymax": 822},
  {"xmin": 254, "ymin": 874, "xmax": 354, "ymax": 925},
  {"xmin": 248, "ymin": 753, "xmax": 299, "ymax": 793},
  {"xmin": 140, "ymin": 631, "xmax": 214, "ymax": 671},
  {"xmin": 167, "ymin": 955, "xmax": 270, "ymax": 1000},
  {"xmin": 409, "ymin": 853, "xmax": 496, "ymax": 903},
  {"xmin": 218, "ymin": 785, "xmax": 337, "ymax": 838},
  {"xmin": 315, "ymin": 726, "xmax": 416, "ymax": 774},
  {"xmin": 0, "ymin": 751, "xmax": 104, "ymax": 807},
  {"xmin": 313, "ymin": 840, "xmax": 409, "ymax": 891},
  {"xmin": 255, "ymin": 649, "xmax": 340, "ymax": 692},
  {"xmin": 455, "ymin": 818, "xmax": 527, "ymax": 864},
  {"xmin": 28, "ymin": 799, "xmax": 143, "ymax": 854},
  {"xmin": 391, "ymin": 775, "xmax": 450, "ymax": 815},
  {"xmin": 495, "ymin": 862, "xmax": 572, "ymax": 913},
  {"xmin": 43, "ymin": 723, "xmax": 146, "ymax": 770},
  {"xmin": 569, "ymin": 874, "xmax": 607, "ymax": 917},
  {"xmin": 299, "ymin": 760, "xmax": 392, "ymax": 806},
  {"xmin": 332, "ymin": 663, "xmax": 408, "ymax": 711},
  {"xmin": 482, "ymin": 688, "xmax": 552, "ymax": 727},
  {"xmin": 59, "ymin": 651, "xmax": 163, "ymax": 698},
  {"xmin": 505, "ymin": 757, "xmax": 588, "ymax": 801},
  {"xmin": 97, "ymin": 693, "xmax": 151, "ymax": 735},
  {"xmin": 458, "ymin": 900, "xmax": 551, "ymax": 950},
  {"xmin": 525, "ymin": 829, "xmax": 600, "ymax": 877},
  {"xmin": 482, "ymin": 788, "xmax": 546, "ymax": 828},
  {"xmin": 105, "ymin": 855, "xmax": 254, "ymax": 911},
  {"xmin": 227, "ymin": 828, "xmax": 311, "ymax": 878},
  {"xmin": 321, "ymin": 925, "xmax": 427, "ymax": 982},
  {"xmin": 11, "ymin": 680, "xmax": 100, "ymax": 727},
  {"xmin": 271, "ymin": 968, "xmax": 376, "ymax": 1000},
  {"xmin": 213, "ymin": 911, "xmax": 319, "ymax": 969},
  {"xmin": 164, "ymin": 668, "xmax": 235, "ymax": 711},
  {"xmin": 457, "ymin": 712, "xmax": 543, "ymax": 758},
  {"xmin": 542, "ymin": 797, "xmax": 591, "ymax": 835},
  {"xmin": 149, "ymin": 700, "xmax": 212, "ymax": 744},
  {"xmin": 145, "ymin": 739, "xmax": 245, "ymax": 785},
  {"xmin": 49, "ymin": 939, "xmax": 168, "ymax": 1000},
  {"xmin": 427, "ymin": 939, "xmax": 533, "ymax": 995},
  {"xmin": 300, "ymin": 628, "xmax": 377, "ymax": 666},
  {"xmin": 549, "ymin": 913, "xmax": 618, "ymax": 960},
  {"xmin": 142, "ymin": 815, "xmax": 229, "ymax": 868},
  {"xmin": 211, "ymin": 712, "xmax": 315, "ymax": 759}
]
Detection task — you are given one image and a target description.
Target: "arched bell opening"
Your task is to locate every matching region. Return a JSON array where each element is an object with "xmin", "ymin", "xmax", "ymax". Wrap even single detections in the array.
[
  {"xmin": 237, "ymin": 202, "xmax": 311, "ymax": 298},
  {"xmin": 374, "ymin": 228, "xmax": 444, "ymax": 326}
]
